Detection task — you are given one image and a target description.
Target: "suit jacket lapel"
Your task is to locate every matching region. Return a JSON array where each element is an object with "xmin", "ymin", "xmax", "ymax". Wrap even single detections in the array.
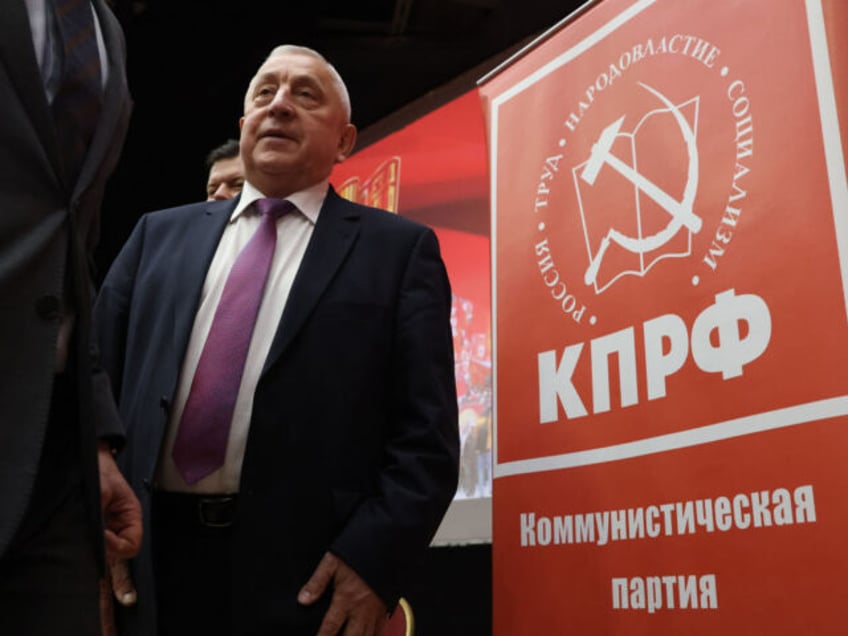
[
  {"xmin": 262, "ymin": 190, "xmax": 361, "ymax": 372},
  {"xmin": 172, "ymin": 199, "xmax": 236, "ymax": 361},
  {"xmin": 0, "ymin": 1, "xmax": 62, "ymax": 181}
]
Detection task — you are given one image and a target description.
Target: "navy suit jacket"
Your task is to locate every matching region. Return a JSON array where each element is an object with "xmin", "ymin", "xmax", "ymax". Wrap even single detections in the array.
[
  {"xmin": 0, "ymin": 0, "xmax": 130, "ymax": 558},
  {"xmin": 95, "ymin": 188, "xmax": 460, "ymax": 635}
]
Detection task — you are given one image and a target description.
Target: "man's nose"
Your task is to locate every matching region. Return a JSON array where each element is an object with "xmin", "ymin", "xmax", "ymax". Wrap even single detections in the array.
[
  {"xmin": 268, "ymin": 87, "xmax": 295, "ymax": 117},
  {"xmin": 211, "ymin": 184, "xmax": 230, "ymax": 200}
]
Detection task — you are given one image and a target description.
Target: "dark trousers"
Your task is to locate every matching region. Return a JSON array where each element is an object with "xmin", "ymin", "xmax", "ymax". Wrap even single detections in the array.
[
  {"xmin": 152, "ymin": 491, "xmax": 236, "ymax": 636},
  {"xmin": 0, "ymin": 374, "xmax": 100, "ymax": 635}
]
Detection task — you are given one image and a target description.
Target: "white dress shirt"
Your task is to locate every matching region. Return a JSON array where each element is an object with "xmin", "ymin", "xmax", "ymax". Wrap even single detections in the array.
[{"xmin": 156, "ymin": 180, "xmax": 329, "ymax": 493}]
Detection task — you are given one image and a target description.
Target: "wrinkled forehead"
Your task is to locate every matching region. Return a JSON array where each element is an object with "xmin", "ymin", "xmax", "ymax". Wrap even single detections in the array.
[
  {"xmin": 256, "ymin": 52, "xmax": 328, "ymax": 80},
  {"xmin": 245, "ymin": 52, "xmax": 341, "ymax": 107}
]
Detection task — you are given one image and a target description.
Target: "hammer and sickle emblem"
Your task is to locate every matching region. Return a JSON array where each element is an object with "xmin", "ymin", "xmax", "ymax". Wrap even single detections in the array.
[{"xmin": 582, "ymin": 83, "xmax": 701, "ymax": 286}]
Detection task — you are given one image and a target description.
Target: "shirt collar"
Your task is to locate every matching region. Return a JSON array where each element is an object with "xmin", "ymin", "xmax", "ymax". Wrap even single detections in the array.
[{"xmin": 230, "ymin": 179, "xmax": 329, "ymax": 225}]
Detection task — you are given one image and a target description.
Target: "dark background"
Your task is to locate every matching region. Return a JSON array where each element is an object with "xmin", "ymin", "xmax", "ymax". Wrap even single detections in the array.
[
  {"xmin": 98, "ymin": 0, "xmax": 585, "ymax": 272},
  {"xmin": 102, "ymin": 2, "xmax": 585, "ymax": 633}
]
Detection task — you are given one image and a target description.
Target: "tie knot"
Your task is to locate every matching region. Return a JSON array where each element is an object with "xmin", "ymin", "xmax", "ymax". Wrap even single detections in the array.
[{"xmin": 255, "ymin": 198, "xmax": 295, "ymax": 219}]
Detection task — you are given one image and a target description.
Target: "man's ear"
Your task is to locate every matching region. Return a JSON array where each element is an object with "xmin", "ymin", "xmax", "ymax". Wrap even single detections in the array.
[
  {"xmin": 239, "ymin": 116, "xmax": 245, "ymax": 130},
  {"xmin": 335, "ymin": 123, "xmax": 357, "ymax": 164}
]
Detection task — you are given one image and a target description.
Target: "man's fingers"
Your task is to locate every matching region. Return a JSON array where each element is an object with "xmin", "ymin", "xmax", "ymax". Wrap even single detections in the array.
[
  {"xmin": 99, "ymin": 577, "xmax": 116, "ymax": 636},
  {"xmin": 104, "ymin": 518, "xmax": 142, "ymax": 559},
  {"xmin": 109, "ymin": 558, "xmax": 137, "ymax": 607},
  {"xmin": 298, "ymin": 552, "xmax": 340, "ymax": 605},
  {"xmin": 103, "ymin": 485, "xmax": 143, "ymax": 556},
  {"xmin": 315, "ymin": 603, "xmax": 348, "ymax": 636},
  {"xmin": 339, "ymin": 611, "xmax": 384, "ymax": 636},
  {"xmin": 98, "ymin": 446, "xmax": 143, "ymax": 559},
  {"xmin": 323, "ymin": 557, "xmax": 387, "ymax": 636}
]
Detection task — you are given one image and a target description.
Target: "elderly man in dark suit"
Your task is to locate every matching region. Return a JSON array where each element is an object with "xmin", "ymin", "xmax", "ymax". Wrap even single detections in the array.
[
  {"xmin": 0, "ymin": 1, "xmax": 142, "ymax": 633},
  {"xmin": 96, "ymin": 45, "xmax": 459, "ymax": 635}
]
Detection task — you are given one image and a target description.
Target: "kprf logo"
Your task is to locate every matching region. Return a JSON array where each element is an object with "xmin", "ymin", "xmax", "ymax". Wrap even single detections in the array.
[
  {"xmin": 578, "ymin": 83, "xmax": 701, "ymax": 293},
  {"xmin": 531, "ymin": 34, "xmax": 754, "ymax": 328}
]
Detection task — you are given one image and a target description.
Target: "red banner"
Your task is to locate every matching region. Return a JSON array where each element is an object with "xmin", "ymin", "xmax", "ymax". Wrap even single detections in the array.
[{"xmin": 481, "ymin": 0, "xmax": 848, "ymax": 632}]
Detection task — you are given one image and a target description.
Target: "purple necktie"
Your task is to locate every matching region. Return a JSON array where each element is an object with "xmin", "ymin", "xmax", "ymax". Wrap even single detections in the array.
[
  {"xmin": 172, "ymin": 198, "xmax": 295, "ymax": 484},
  {"xmin": 51, "ymin": 0, "xmax": 102, "ymax": 184}
]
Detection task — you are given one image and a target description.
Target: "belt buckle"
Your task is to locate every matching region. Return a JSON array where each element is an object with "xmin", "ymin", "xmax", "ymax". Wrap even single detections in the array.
[{"xmin": 197, "ymin": 496, "xmax": 236, "ymax": 528}]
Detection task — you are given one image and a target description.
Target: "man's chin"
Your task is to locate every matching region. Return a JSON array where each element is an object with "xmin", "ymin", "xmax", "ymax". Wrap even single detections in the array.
[
  {"xmin": 252, "ymin": 152, "xmax": 297, "ymax": 173},
  {"xmin": 247, "ymin": 161, "xmax": 303, "ymax": 196},
  {"xmin": 257, "ymin": 135, "xmax": 297, "ymax": 149}
]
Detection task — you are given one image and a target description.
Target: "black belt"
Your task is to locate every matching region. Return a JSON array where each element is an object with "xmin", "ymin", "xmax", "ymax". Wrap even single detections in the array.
[{"xmin": 153, "ymin": 491, "xmax": 238, "ymax": 528}]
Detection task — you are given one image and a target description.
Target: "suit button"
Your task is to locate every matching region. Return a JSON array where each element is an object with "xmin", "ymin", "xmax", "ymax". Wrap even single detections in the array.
[{"xmin": 35, "ymin": 295, "xmax": 61, "ymax": 320}]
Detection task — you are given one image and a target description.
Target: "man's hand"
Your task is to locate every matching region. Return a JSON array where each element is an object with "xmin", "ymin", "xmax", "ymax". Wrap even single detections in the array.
[
  {"xmin": 99, "ymin": 576, "xmax": 117, "ymax": 636},
  {"xmin": 108, "ymin": 557, "xmax": 138, "ymax": 606},
  {"xmin": 298, "ymin": 552, "xmax": 388, "ymax": 636},
  {"xmin": 99, "ymin": 558, "xmax": 137, "ymax": 636},
  {"xmin": 97, "ymin": 442, "xmax": 143, "ymax": 559}
]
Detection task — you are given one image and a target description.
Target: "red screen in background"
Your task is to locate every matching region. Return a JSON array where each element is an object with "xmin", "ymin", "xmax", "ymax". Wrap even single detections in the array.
[{"xmin": 331, "ymin": 90, "xmax": 493, "ymax": 501}]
